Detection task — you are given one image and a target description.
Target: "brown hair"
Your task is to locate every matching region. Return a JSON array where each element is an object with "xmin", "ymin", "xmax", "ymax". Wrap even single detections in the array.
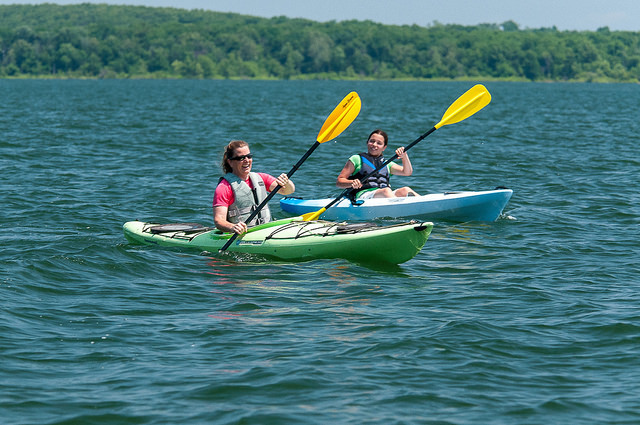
[
  {"xmin": 221, "ymin": 140, "xmax": 249, "ymax": 173},
  {"xmin": 367, "ymin": 129, "xmax": 388, "ymax": 146}
]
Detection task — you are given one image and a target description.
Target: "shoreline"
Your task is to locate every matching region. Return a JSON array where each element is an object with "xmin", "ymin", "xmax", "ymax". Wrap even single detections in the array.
[{"xmin": 2, "ymin": 75, "xmax": 638, "ymax": 83}]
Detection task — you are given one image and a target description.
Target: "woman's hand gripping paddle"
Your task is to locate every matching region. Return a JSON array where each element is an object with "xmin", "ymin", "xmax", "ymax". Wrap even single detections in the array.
[
  {"xmin": 301, "ymin": 84, "xmax": 491, "ymax": 222},
  {"xmin": 219, "ymin": 92, "xmax": 362, "ymax": 252}
]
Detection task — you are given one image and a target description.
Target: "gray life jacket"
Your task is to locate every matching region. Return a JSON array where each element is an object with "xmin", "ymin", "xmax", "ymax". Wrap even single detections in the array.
[{"xmin": 220, "ymin": 172, "xmax": 272, "ymax": 226}]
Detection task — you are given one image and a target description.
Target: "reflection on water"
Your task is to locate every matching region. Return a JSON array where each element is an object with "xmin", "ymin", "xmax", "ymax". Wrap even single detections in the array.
[{"xmin": 201, "ymin": 257, "xmax": 394, "ymax": 322}]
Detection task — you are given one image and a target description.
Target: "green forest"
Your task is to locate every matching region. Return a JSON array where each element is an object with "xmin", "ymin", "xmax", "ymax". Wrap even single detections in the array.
[{"xmin": 1, "ymin": 4, "xmax": 640, "ymax": 82}]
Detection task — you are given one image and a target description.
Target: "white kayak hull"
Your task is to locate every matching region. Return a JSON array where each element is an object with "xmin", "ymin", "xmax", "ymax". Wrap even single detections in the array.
[{"xmin": 280, "ymin": 189, "xmax": 513, "ymax": 222}]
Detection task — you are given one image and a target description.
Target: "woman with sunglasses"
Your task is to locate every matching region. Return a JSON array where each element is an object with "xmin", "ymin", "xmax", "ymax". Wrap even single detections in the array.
[
  {"xmin": 213, "ymin": 140, "xmax": 295, "ymax": 234},
  {"xmin": 336, "ymin": 129, "xmax": 418, "ymax": 200}
]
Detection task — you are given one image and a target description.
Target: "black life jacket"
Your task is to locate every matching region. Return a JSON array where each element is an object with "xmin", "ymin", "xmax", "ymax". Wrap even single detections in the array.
[{"xmin": 351, "ymin": 152, "xmax": 390, "ymax": 190}]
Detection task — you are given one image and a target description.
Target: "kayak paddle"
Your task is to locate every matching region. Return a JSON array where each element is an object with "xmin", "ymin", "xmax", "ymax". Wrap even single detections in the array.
[
  {"xmin": 219, "ymin": 91, "xmax": 362, "ymax": 252},
  {"xmin": 301, "ymin": 84, "xmax": 491, "ymax": 222}
]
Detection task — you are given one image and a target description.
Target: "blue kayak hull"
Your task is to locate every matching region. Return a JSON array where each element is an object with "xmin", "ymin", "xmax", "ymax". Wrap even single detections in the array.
[{"xmin": 280, "ymin": 189, "xmax": 513, "ymax": 222}]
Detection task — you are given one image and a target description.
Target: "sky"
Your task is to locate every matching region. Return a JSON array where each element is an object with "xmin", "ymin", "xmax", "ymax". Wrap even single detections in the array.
[{"xmin": 2, "ymin": 0, "xmax": 640, "ymax": 32}]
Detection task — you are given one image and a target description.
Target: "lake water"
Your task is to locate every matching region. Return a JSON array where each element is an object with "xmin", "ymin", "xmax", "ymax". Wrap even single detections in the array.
[{"xmin": 1, "ymin": 79, "xmax": 639, "ymax": 424}]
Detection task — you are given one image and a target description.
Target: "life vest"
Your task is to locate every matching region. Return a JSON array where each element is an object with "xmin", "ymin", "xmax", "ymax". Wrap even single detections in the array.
[
  {"xmin": 351, "ymin": 152, "xmax": 390, "ymax": 190},
  {"xmin": 219, "ymin": 172, "xmax": 272, "ymax": 226}
]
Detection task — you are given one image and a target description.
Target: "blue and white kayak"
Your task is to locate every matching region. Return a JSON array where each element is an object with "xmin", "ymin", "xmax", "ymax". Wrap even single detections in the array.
[{"xmin": 280, "ymin": 188, "xmax": 513, "ymax": 222}]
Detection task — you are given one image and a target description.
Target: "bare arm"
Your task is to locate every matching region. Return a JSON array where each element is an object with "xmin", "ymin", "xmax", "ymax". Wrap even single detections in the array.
[
  {"xmin": 390, "ymin": 147, "xmax": 413, "ymax": 176},
  {"xmin": 336, "ymin": 160, "xmax": 362, "ymax": 189},
  {"xmin": 213, "ymin": 205, "xmax": 247, "ymax": 234},
  {"xmin": 268, "ymin": 173, "xmax": 295, "ymax": 195}
]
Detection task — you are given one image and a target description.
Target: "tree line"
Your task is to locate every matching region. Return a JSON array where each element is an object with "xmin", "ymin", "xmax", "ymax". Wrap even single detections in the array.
[{"xmin": 1, "ymin": 4, "xmax": 639, "ymax": 82}]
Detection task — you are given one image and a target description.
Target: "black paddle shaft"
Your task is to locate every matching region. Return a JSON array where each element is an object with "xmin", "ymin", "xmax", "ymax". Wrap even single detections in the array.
[{"xmin": 219, "ymin": 141, "xmax": 321, "ymax": 252}]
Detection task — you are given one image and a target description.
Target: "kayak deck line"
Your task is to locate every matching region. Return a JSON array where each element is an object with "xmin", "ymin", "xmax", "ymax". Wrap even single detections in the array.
[
  {"xmin": 139, "ymin": 218, "xmax": 426, "ymax": 241},
  {"xmin": 141, "ymin": 217, "xmax": 302, "ymax": 241},
  {"xmin": 144, "ymin": 223, "xmax": 213, "ymax": 241}
]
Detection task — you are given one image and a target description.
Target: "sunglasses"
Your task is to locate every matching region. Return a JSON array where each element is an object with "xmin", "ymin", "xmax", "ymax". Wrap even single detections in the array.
[{"xmin": 229, "ymin": 153, "xmax": 253, "ymax": 161}]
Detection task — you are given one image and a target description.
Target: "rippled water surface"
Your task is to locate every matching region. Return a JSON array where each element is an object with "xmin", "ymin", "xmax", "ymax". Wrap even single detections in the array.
[{"xmin": 1, "ymin": 80, "xmax": 639, "ymax": 424}]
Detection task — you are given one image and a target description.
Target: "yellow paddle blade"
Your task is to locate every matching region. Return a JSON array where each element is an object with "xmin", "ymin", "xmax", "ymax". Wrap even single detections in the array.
[
  {"xmin": 316, "ymin": 92, "xmax": 361, "ymax": 143},
  {"xmin": 434, "ymin": 84, "xmax": 491, "ymax": 129},
  {"xmin": 301, "ymin": 208, "xmax": 326, "ymax": 222}
]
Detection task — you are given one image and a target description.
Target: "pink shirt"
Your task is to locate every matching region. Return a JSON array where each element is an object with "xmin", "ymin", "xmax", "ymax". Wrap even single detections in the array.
[{"xmin": 213, "ymin": 173, "xmax": 276, "ymax": 208}]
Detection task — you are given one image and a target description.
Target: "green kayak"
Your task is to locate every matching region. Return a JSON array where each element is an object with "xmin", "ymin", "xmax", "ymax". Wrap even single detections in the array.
[{"xmin": 123, "ymin": 217, "xmax": 433, "ymax": 265}]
